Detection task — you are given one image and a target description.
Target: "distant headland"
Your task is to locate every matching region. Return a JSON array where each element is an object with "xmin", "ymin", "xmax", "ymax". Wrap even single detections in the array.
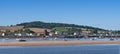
[{"xmin": 0, "ymin": 21, "xmax": 119, "ymax": 38}]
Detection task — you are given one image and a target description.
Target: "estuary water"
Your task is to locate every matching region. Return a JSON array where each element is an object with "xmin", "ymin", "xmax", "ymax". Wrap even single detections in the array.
[
  {"xmin": 0, "ymin": 44, "xmax": 119, "ymax": 54},
  {"xmin": 0, "ymin": 38, "xmax": 115, "ymax": 42}
]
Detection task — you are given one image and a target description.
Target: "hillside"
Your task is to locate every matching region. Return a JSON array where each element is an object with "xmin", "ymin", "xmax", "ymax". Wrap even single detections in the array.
[
  {"xmin": 0, "ymin": 26, "xmax": 24, "ymax": 32},
  {"xmin": 16, "ymin": 21, "xmax": 107, "ymax": 33}
]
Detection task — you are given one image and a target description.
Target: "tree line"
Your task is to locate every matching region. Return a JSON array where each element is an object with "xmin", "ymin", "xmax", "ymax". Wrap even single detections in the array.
[{"xmin": 16, "ymin": 21, "xmax": 105, "ymax": 31}]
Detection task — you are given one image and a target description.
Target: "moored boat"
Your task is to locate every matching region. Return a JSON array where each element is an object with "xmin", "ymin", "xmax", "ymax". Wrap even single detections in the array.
[{"xmin": 19, "ymin": 39, "xmax": 26, "ymax": 42}]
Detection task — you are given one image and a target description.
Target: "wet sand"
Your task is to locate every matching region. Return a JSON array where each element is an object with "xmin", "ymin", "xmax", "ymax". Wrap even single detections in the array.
[{"xmin": 0, "ymin": 40, "xmax": 120, "ymax": 46}]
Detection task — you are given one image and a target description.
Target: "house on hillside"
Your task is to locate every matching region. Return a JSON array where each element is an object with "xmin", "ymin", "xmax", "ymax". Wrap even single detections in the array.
[
  {"xmin": 0, "ymin": 26, "xmax": 53, "ymax": 36},
  {"xmin": 49, "ymin": 31, "xmax": 60, "ymax": 36},
  {"xmin": 97, "ymin": 31, "xmax": 107, "ymax": 34},
  {"xmin": 14, "ymin": 32, "xmax": 36, "ymax": 36},
  {"xmin": 0, "ymin": 32, "xmax": 4, "ymax": 36},
  {"xmin": 73, "ymin": 32, "xmax": 80, "ymax": 36},
  {"xmin": 81, "ymin": 30, "xmax": 91, "ymax": 34},
  {"xmin": 49, "ymin": 31, "xmax": 55, "ymax": 36},
  {"xmin": 0, "ymin": 26, "xmax": 24, "ymax": 36}
]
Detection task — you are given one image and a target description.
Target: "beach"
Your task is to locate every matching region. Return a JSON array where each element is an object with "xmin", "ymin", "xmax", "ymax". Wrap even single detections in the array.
[{"xmin": 0, "ymin": 40, "xmax": 120, "ymax": 46}]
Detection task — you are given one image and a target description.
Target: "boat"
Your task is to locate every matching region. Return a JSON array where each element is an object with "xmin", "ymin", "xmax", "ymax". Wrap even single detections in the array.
[
  {"xmin": 110, "ymin": 38, "xmax": 114, "ymax": 41},
  {"xmin": 90, "ymin": 37, "xmax": 97, "ymax": 40},
  {"xmin": 18, "ymin": 39, "xmax": 26, "ymax": 42}
]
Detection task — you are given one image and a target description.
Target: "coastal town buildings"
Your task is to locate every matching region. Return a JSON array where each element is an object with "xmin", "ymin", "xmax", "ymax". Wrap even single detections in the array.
[
  {"xmin": 0, "ymin": 26, "xmax": 51, "ymax": 37},
  {"xmin": 0, "ymin": 26, "xmax": 119, "ymax": 38},
  {"xmin": 28, "ymin": 28, "xmax": 51, "ymax": 36}
]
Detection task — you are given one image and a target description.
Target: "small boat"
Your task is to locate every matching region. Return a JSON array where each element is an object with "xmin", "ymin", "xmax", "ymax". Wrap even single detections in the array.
[
  {"xmin": 91, "ymin": 38, "xmax": 95, "ymax": 40},
  {"xmin": 19, "ymin": 39, "xmax": 26, "ymax": 42},
  {"xmin": 90, "ymin": 38, "xmax": 97, "ymax": 40},
  {"xmin": 110, "ymin": 38, "xmax": 114, "ymax": 41}
]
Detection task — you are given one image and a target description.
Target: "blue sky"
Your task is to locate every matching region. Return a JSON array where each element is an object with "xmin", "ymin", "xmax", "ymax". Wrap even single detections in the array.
[{"xmin": 0, "ymin": 0, "xmax": 120, "ymax": 30}]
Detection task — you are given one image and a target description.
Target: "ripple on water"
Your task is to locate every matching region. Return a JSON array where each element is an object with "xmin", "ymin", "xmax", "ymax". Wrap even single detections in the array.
[{"xmin": 0, "ymin": 44, "xmax": 119, "ymax": 54}]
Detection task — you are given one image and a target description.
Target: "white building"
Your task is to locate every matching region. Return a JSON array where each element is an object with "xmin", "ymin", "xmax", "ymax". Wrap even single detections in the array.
[{"xmin": 2, "ymin": 33, "xmax": 5, "ymax": 36}]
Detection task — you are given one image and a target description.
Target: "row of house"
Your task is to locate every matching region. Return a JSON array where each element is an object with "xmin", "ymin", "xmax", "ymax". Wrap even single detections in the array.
[
  {"xmin": 0, "ymin": 26, "xmax": 52, "ymax": 36},
  {"xmin": 0, "ymin": 26, "xmax": 112, "ymax": 37}
]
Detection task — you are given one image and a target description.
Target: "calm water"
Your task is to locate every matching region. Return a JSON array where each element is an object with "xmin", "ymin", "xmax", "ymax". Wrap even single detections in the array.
[
  {"xmin": 0, "ymin": 44, "xmax": 119, "ymax": 54},
  {"xmin": 0, "ymin": 38, "xmax": 116, "ymax": 42}
]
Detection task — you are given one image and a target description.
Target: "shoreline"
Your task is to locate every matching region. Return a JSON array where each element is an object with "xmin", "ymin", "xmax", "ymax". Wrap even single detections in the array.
[{"xmin": 0, "ymin": 40, "xmax": 120, "ymax": 46}]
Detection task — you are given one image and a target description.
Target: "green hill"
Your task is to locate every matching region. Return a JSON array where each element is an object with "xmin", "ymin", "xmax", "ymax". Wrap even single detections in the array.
[
  {"xmin": 16, "ymin": 21, "xmax": 107, "ymax": 33},
  {"xmin": 53, "ymin": 27, "xmax": 83, "ymax": 34}
]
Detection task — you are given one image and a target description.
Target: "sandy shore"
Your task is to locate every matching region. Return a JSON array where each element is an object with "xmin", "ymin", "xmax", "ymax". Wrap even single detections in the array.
[{"xmin": 0, "ymin": 40, "xmax": 120, "ymax": 46}]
